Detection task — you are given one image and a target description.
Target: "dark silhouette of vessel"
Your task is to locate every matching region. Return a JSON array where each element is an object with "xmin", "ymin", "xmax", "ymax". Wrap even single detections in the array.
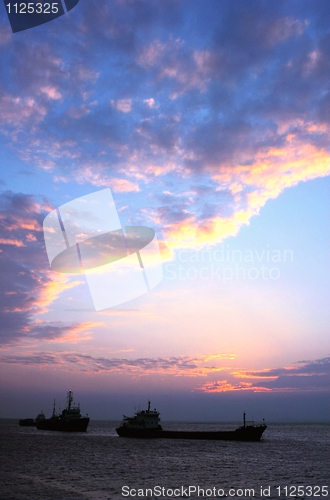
[
  {"xmin": 19, "ymin": 418, "xmax": 36, "ymax": 427},
  {"xmin": 19, "ymin": 412, "xmax": 46, "ymax": 427},
  {"xmin": 36, "ymin": 391, "xmax": 89, "ymax": 432},
  {"xmin": 116, "ymin": 401, "xmax": 267, "ymax": 441}
]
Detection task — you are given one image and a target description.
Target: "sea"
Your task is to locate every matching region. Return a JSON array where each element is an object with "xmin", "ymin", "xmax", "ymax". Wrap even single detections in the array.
[{"xmin": 0, "ymin": 420, "xmax": 329, "ymax": 500}]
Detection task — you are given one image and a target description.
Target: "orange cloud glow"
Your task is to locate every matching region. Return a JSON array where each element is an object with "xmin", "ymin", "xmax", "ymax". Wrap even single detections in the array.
[
  {"xmin": 50, "ymin": 321, "xmax": 103, "ymax": 344},
  {"xmin": 34, "ymin": 273, "xmax": 82, "ymax": 313},
  {"xmin": 198, "ymin": 380, "xmax": 255, "ymax": 393},
  {"xmin": 164, "ymin": 133, "xmax": 329, "ymax": 251},
  {"xmin": 197, "ymin": 358, "xmax": 330, "ymax": 393},
  {"xmin": 0, "ymin": 238, "xmax": 26, "ymax": 247}
]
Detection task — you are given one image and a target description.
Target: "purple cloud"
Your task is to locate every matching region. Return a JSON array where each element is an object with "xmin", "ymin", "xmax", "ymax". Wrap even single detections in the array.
[
  {"xmin": 0, "ymin": 191, "xmax": 88, "ymax": 344},
  {"xmin": 0, "ymin": 351, "xmax": 228, "ymax": 375},
  {"xmin": 199, "ymin": 358, "xmax": 330, "ymax": 393}
]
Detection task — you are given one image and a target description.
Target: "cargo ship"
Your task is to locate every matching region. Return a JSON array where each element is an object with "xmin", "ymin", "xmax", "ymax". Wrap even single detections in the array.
[
  {"xmin": 116, "ymin": 401, "xmax": 267, "ymax": 441},
  {"xmin": 36, "ymin": 391, "xmax": 89, "ymax": 432}
]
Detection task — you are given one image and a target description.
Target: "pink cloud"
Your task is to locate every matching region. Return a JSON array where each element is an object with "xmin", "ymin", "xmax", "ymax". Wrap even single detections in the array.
[
  {"xmin": 0, "ymin": 93, "xmax": 46, "ymax": 129},
  {"xmin": 70, "ymin": 164, "xmax": 140, "ymax": 192},
  {"xmin": 73, "ymin": 64, "xmax": 99, "ymax": 82},
  {"xmin": 40, "ymin": 86, "xmax": 62, "ymax": 101},
  {"xmin": 0, "ymin": 238, "xmax": 26, "ymax": 247},
  {"xmin": 265, "ymin": 17, "xmax": 306, "ymax": 46},
  {"xmin": 0, "ymin": 191, "xmax": 90, "ymax": 345},
  {"xmin": 111, "ymin": 98, "xmax": 132, "ymax": 113},
  {"xmin": 143, "ymin": 98, "xmax": 158, "ymax": 108},
  {"xmin": 137, "ymin": 39, "xmax": 165, "ymax": 66},
  {"xmin": 197, "ymin": 358, "xmax": 330, "ymax": 393},
  {"xmin": 0, "ymin": 352, "xmax": 234, "ymax": 375},
  {"xmin": 137, "ymin": 38, "xmax": 212, "ymax": 96}
]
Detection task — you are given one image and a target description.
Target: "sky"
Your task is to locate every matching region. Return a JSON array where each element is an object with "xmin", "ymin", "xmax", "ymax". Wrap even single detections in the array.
[{"xmin": 0, "ymin": 0, "xmax": 329, "ymax": 421}]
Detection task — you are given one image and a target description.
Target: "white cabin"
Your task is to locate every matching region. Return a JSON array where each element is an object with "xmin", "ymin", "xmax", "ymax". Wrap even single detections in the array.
[{"xmin": 121, "ymin": 401, "xmax": 161, "ymax": 429}]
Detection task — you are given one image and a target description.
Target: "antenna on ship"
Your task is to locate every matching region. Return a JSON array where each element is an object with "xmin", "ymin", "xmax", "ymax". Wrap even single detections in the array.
[
  {"xmin": 243, "ymin": 412, "xmax": 246, "ymax": 428},
  {"xmin": 147, "ymin": 400, "xmax": 150, "ymax": 413},
  {"xmin": 52, "ymin": 399, "xmax": 56, "ymax": 417}
]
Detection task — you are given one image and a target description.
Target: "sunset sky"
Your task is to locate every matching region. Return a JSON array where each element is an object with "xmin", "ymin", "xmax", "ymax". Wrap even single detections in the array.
[{"xmin": 0, "ymin": 0, "xmax": 329, "ymax": 421}]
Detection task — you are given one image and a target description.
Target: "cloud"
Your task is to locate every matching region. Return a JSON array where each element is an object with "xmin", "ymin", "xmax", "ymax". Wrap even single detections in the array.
[
  {"xmin": 1, "ymin": 351, "xmax": 328, "ymax": 393},
  {"xmin": 0, "ymin": 191, "xmax": 88, "ymax": 345},
  {"xmin": 0, "ymin": 238, "xmax": 26, "ymax": 247},
  {"xmin": 111, "ymin": 99, "xmax": 132, "ymax": 113},
  {"xmin": 40, "ymin": 86, "xmax": 62, "ymax": 101},
  {"xmin": 143, "ymin": 98, "xmax": 158, "ymax": 109},
  {"xmin": 0, "ymin": 0, "xmax": 328, "ymax": 254},
  {"xmin": 198, "ymin": 357, "xmax": 330, "ymax": 393},
  {"xmin": 68, "ymin": 164, "xmax": 140, "ymax": 192},
  {"xmin": 0, "ymin": 92, "xmax": 46, "ymax": 130},
  {"xmin": 159, "ymin": 123, "xmax": 329, "ymax": 250},
  {"xmin": 0, "ymin": 351, "xmax": 234, "ymax": 375},
  {"xmin": 30, "ymin": 321, "xmax": 102, "ymax": 344},
  {"xmin": 137, "ymin": 38, "xmax": 212, "ymax": 97},
  {"xmin": 198, "ymin": 380, "xmax": 254, "ymax": 393},
  {"xmin": 234, "ymin": 357, "xmax": 330, "ymax": 378}
]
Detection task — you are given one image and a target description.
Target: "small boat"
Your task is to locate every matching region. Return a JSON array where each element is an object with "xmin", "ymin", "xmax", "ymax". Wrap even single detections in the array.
[
  {"xmin": 19, "ymin": 418, "xmax": 36, "ymax": 427},
  {"xmin": 36, "ymin": 391, "xmax": 89, "ymax": 432},
  {"xmin": 116, "ymin": 401, "xmax": 267, "ymax": 441},
  {"xmin": 19, "ymin": 411, "xmax": 46, "ymax": 427}
]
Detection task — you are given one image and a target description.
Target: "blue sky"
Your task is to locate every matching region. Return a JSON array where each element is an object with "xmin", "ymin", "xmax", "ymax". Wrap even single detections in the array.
[{"xmin": 0, "ymin": 0, "xmax": 329, "ymax": 420}]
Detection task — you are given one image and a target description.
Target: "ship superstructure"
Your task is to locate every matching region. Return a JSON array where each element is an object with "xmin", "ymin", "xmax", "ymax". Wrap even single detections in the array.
[{"xmin": 117, "ymin": 401, "xmax": 162, "ymax": 437}]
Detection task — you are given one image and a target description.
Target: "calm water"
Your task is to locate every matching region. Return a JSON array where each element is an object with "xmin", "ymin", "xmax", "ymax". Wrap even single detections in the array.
[{"xmin": 0, "ymin": 420, "xmax": 329, "ymax": 500}]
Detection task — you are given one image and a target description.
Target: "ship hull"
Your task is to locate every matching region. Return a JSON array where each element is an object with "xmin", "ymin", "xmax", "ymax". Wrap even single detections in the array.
[
  {"xmin": 116, "ymin": 427, "xmax": 162, "ymax": 439},
  {"xmin": 37, "ymin": 417, "xmax": 90, "ymax": 432},
  {"xmin": 116, "ymin": 425, "xmax": 267, "ymax": 442},
  {"xmin": 19, "ymin": 419, "xmax": 36, "ymax": 427}
]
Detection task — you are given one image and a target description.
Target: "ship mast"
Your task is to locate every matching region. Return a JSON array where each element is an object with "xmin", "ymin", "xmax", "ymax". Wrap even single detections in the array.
[{"xmin": 67, "ymin": 390, "xmax": 73, "ymax": 410}]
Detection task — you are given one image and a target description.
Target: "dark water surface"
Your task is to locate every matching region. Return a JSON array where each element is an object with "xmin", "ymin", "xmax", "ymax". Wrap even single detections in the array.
[{"xmin": 0, "ymin": 420, "xmax": 329, "ymax": 499}]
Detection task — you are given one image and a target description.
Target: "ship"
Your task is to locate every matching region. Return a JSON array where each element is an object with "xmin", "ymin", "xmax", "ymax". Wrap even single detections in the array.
[
  {"xmin": 36, "ymin": 391, "xmax": 90, "ymax": 432},
  {"xmin": 19, "ymin": 418, "xmax": 36, "ymax": 427},
  {"xmin": 116, "ymin": 401, "xmax": 267, "ymax": 441},
  {"xmin": 19, "ymin": 412, "xmax": 46, "ymax": 427}
]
